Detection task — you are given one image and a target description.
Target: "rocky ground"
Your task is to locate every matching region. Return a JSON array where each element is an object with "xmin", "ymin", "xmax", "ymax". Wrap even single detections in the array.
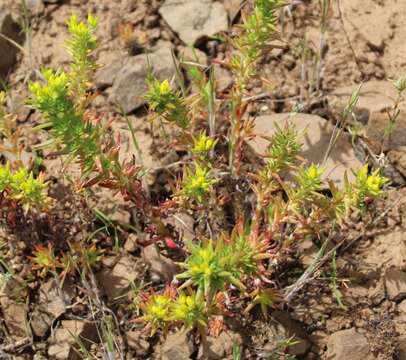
[{"xmin": 1, "ymin": 0, "xmax": 406, "ymax": 359}]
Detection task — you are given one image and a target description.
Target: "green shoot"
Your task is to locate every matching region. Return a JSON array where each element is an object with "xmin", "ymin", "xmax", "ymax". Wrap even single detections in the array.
[
  {"xmin": 177, "ymin": 163, "xmax": 216, "ymax": 204},
  {"xmin": 145, "ymin": 77, "xmax": 189, "ymax": 129}
]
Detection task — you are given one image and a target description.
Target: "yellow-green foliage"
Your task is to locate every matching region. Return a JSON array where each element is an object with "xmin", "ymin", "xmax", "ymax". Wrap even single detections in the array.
[
  {"xmin": 145, "ymin": 78, "xmax": 189, "ymax": 128},
  {"xmin": 178, "ymin": 163, "xmax": 216, "ymax": 204},
  {"xmin": 29, "ymin": 16, "xmax": 103, "ymax": 174},
  {"xmin": 66, "ymin": 14, "xmax": 98, "ymax": 105},
  {"xmin": 0, "ymin": 164, "xmax": 50, "ymax": 212},
  {"xmin": 171, "ymin": 292, "xmax": 207, "ymax": 329},
  {"xmin": 230, "ymin": 0, "xmax": 282, "ymax": 89},
  {"xmin": 139, "ymin": 291, "xmax": 208, "ymax": 335},
  {"xmin": 192, "ymin": 131, "xmax": 217, "ymax": 158}
]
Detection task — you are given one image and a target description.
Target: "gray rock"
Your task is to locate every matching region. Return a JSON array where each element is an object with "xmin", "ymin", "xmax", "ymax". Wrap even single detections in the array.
[
  {"xmin": 249, "ymin": 113, "xmax": 363, "ymax": 187},
  {"xmin": 25, "ymin": 0, "xmax": 45, "ymax": 16},
  {"xmin": 110, "ymin": 44, "xmax": 175, "ymax": 113},
  {"xmin": 223, "ymin": 0, "xmax": 244, "ymax": 22},
  {"xmin": 385, "ymin": 269, "xmax": 406, "ymax": 301},
  {"xmin": 94, "ymin": 50, "xmax": 126, "ymax": 89},
  {"xmin": 0, "ymin": 8, "xmax": 23, "ymax": 75},
  {"xmin": 124, "ymin": 233, "xmax": 138, "ymax": 253},
  {"xmin": 159, "ymin": 0, "xmax": 228, "ymax": 45},
  {"xmin": 326, "ymin": 328, "xmax": 372, "ymax": 360}
]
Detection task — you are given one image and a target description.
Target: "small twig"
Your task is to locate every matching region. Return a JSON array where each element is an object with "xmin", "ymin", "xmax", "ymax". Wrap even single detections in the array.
[
  {"xmin": 0, "ymin": 337, "xmax": 31, "ymax": 353},
  {"xmin": 150, "ymin": 160, "xmax": 188, "ymax": 172}
]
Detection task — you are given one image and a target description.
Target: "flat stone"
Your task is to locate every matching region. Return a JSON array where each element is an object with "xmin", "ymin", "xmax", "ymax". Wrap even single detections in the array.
[
  {"xmin": 48, "ymin": 320, "xmax": 98, "ymax": 360},
  {"xmin": 159, "ymin": 0, "xmax": 228, "ymax": 45},
  {"xmin": 198, "ymin": 330, "xmax": 243, "ymax": 359},
  {"xmin": 124, "ymin": 233, "xmax": 138, "ymax": 253},
  {"xmin": 141, "ymin": 244, "xmax": 178, "ymax": 283},
  {"xmin": 97, "ymin": 255, "xmax": 138, "ymax": 300},
  {"xmin": 30, "ymin": 310, "xmax": 52, "ymax": 338},
  {"xmin": 249, "ymin": 113, "xmax": 363, "ymax": 187},
  {"xmin": 326, "ymin": 328, "xmax": 371, "ymax": 360},
  {"xmin": 94, "ymin": 50, "xmax": 126, "ymax": 89},
  {"xmin": 38, "ymin": 279, "xmax": 73, "ymax": 318},
  {"xmin": 0, "ymin": 296, "xmax": 27, "ymax": 340},
  {"xmin": 110, "ymin": 44, "xmax": 175, "ymax": 113},
  {"xmin": 213, "ymin": 64, "xmax": 233, "ymax": 92},
  {"xmin": 385, "ymin": 269, "xmax": 406, "ymax": 301}
]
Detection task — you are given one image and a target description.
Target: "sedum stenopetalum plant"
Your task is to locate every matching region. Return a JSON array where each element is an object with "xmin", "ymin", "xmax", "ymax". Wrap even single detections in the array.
[
  {"xmin": 29, "ymin": 15, "xmax": 146, "ymax": 208},
  {"xmin": 10, "ymin": 3, "xmax": 387, "ymax": 339}
]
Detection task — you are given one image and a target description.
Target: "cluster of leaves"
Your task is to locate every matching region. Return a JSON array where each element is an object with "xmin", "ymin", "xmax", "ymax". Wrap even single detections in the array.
[
  {"xmin": 28, "ymin": 15, "xmax": 103, "ymax": 174},
  {"xmin": 0, "ymin": 163, "xmax": 50, "ymax": 212},
  {"xmin": 139, "ymin": 223, "xmax": 271, "ymax": 334},
  {"xmin": 144, "ymin": 78, "xmax": 189, "ymax": 129},
  {"xmin": 30, "ymin": 241, "xmax": 101, "ymax": 278},
  {"xmin": 138, "ymin": 289, "xmax": 207, "ymax": 335}
]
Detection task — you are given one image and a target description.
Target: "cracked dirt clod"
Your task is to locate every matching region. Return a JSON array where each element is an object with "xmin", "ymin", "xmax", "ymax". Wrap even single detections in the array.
[
  {"xmin": 161, "ymin": 330, "xmax": 194, "ymax": 360},
  {"xmin": 385, "ymin": 269, "xmax": 406, "ymax": 301},
  {"xmin": 159, "ymin": 0, "xmax": 228, "ymax": 45},
  {"xmin": 0, "ymin": 296, "xmax": 27, "ymax": 340},
  {"xmin": 326, "ymin": 328, "xmax": 372, "ymax": 360}
]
